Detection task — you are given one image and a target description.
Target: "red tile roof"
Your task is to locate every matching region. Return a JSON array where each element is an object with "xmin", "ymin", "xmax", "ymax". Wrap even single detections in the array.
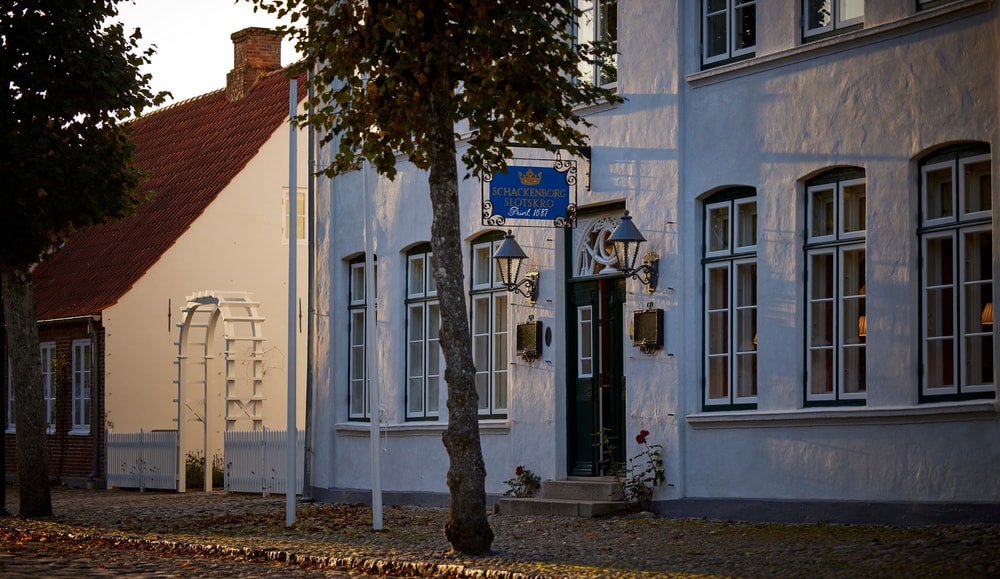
[{"xmin": 32, "ymin": 69, "xmax": 306, "ymax": 321}]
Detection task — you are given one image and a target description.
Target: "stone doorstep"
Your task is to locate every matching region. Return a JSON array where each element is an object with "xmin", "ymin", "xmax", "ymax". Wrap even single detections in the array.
[
  {"xmin": 540, "ymin": 477, "xmax": 624, "ymax": 501},
  {"xmin": 498, "ymin": 477, "xmax": 632, "ymax": 518},
  {"xmin": 498, "ymin": 496, "xmax": 633, "ymax": 518}
]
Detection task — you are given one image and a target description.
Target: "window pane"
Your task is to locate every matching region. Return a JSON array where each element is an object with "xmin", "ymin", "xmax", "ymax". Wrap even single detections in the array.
[
  {"xmin": 427, "ymin": 254, "xmax": 437, "ymax": 294},
  {"xmin": 842, "ymin": 345, "xmax": 866, "ymax": 393},
  {"xmin": 810, "ymin": 253, "xmax": 834, "ymax": 300},
  {"xmin": 427, "ymin": 304, "xmax": 440, "ymax": 415},
  {"xmin": 494, "ymin": 369, "xmax": 508, "ymax": 411},
  {"xmin": 350, "ymin": 263, "xmax": 365, "ymax": 303},
  {"xmin": 734, "ymin": 2, "xmax": 755, "ymax": 51},
  {"xmin": 925, "ymin": 166, "xmax": 954, "ymax": 221},
  {"xmin": 409, "ymin": 306, "xmax": 424, "ymax": 341},
  {"xmin": 841, "ymin": 182, "xmax": 866, "ymax": 235},
  {"xmin": 925, "ymin": 337, "xmax": 955, "ymax": 389},
  {"xmin": 409, "ymin": 256, "xmax": 425, "ymax": 296},
  {"xmin": 811, "ymin": 187, "xmax": 835, "ymax": 238},
  {"xmin": 810, "ymin": 349, "xmax": 833, "ymax": 395},
  {"xmin": 476, "ymin": 372, "xmax": 489, "ymax": 410},
  {"xmin": 736, "ymin": 352, "xmax": 757, "ymax": 398},
  {"xmin": 708, "ymin": 265, "xmax": 729, "ymax": 310},
  {"xmin": 578, "ymin": 306, "xmax": 593, "ymax": 377},
  {"xmin": 705, "ymin": 12, "xmax": 727, "ymax": 59},
  {"xmin": 598, "ymin": 0, "xmax": 618, "ymax": 85},
  {"xmin": 736, "ymin": 262, "xmax": 756, "ymax": 308},
  {"xmin": 839, "ymin": 0, "xmax": 863, "ymax": 22},
  {"xmin": 708, "ymin": 205, "xmax": 730, "ymax": 252},
  {"xmin": 962, "ymin": 159, "xmax": 992, "ymax": 215},
  {"xmin": 707, "ymin": 355, "xmax": 729, "ymax": 400},
  {"xmin": 577, "ymin": 0, "xmax": 595, "ymax": 84},
  {"xmin": 806, "ymin": 0, "xmax": 831, "ymax": 29},
  {"xmin": 736, "ymin": 201, "xmax": 757, "ymax": 249},
  {"xmin": 473, "ymin": 245, "xmax": 492, "ymax": 287},
  {"xmin": 408, "ymin": 378, "xmax": 424, "ymax": 414},
  {"xmin": 965, "ymin": 332, "xmax": 993, "ymax": 387},
  {"xmin": 708, "ymin": 311, "xmax": 729, "ymax": 355},
  {"xmin": 925, "ymin": 235, "xmax": 954, "ymax": 288}
]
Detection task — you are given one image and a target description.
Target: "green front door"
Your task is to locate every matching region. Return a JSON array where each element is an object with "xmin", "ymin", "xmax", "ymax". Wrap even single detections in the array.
[{"xmin": 568, "ymin": 277, "xmax": 626, "ymax": 476}]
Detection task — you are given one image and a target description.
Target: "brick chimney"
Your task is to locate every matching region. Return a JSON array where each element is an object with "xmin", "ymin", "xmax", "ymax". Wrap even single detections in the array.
[{"xmin": 226, "ymin": 27, "xmax": 282, "ymax": 102}]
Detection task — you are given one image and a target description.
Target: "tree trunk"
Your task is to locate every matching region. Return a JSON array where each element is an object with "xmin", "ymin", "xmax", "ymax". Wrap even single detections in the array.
[
  {"xmin": 424, "ymin": 95, "xmax": 494, "ymax": 554},
  {"xmin": 1, "ymin": 261, "xmax": 52, "ymax": 517}
]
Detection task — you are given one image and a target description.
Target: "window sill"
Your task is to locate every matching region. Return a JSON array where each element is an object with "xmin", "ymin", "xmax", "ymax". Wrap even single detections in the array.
[
  {"xmin": 687, "ymin": 400, "xmax": 997, "ymax": 429},
  {"xmin": 335, "ymin": 419, "xmax": 510, "ymax": 437},
  {"xmin": 69, "ymin": 429, "xmax": 91, "ymax": 436},
  {"xmin": 686, "ymin": 0, "xmax": 990, "ymax": 88}
]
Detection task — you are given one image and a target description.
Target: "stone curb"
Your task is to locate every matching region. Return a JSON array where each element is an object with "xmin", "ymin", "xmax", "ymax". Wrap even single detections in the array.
[{"xmin": 2, "ymin": 524, "xmax": 545, "ymax": 579}]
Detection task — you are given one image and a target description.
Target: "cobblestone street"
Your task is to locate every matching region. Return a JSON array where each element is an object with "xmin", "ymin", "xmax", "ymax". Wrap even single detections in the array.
[
  {"xmin": 1, "ymin": 486, "xmax": 998, "ymax": 577},
  {"xmin": 0, "ymin": 529, "xmax": 379, "ymax": 578}
]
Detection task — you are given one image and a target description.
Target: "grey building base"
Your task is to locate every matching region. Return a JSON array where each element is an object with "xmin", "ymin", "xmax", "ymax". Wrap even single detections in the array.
[
  {"xmin": 652, "ymin": 498, "xmax": 1000, "ymax": 526},
  {"xmin": 309, "ymin": 486, "xmax": 1000, "ymax": 525}
]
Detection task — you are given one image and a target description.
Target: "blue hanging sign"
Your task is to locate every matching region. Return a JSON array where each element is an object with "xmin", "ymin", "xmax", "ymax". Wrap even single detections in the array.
[{"xmin": 482, "ymin": 159, "xmax": 577, "ymax": 228}]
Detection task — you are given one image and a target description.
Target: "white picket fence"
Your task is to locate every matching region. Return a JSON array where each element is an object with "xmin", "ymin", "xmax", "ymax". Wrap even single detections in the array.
[
  {"xmin": 105, "ymin": 428, "xmax": 304, "ymax": 495},
  {"xmin": 106, "ymin": 430, "xmax": 179, "ymax": 491},
  {"xmin": 224, "ymin": 428, "xmax": 305, "ymax": 495}
]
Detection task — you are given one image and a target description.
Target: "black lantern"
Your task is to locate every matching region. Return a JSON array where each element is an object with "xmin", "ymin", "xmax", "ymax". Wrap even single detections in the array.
[
  {"xmin": 609, "ymin": 209, "xmax": 658, "ymax": 293},
  {"xmin": 493, "ymin": 230, "xmax": 539, "ymax": 303}
]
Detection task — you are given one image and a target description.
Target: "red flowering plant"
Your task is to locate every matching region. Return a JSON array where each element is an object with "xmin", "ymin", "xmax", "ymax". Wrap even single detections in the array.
[
  {"xmin": 503, "ymin": 465, "xmax": 541, "ymax": 498},
  {"xmin": 598, "ymin": 428, "xmax": 665, "ymax": 511}
]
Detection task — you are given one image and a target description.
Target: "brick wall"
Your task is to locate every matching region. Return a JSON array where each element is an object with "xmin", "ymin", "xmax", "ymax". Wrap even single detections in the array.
[{"xmin": 3, "ymin": 320, "xmax": 105, "ymax": 486}]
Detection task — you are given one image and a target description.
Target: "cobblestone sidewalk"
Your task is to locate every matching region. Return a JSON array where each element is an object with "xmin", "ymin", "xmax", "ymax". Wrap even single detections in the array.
[{"xmin": 2, "ymin": 486, "xmax": 998, "ymax": 578}]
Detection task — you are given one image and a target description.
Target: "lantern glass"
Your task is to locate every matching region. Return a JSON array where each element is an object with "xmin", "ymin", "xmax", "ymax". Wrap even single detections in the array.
[
  {"xmin": 609, "ymin": 210, "xmax": 646, "ymax": 274},
  {"xmin": 493, "ymin": 230, "xmax": 528, "ymax": 288}
]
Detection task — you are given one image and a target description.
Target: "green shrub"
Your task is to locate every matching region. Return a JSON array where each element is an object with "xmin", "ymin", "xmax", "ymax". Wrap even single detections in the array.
[{"xmin": 185, "ymin": 450, "xmax": 224, "ymax": 489}]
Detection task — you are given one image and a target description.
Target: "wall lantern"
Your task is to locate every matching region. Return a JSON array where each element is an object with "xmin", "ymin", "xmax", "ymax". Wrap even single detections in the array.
[
  {"xmin": 493, "ymin": 230, "xmax": 539, "ymax": 304},
  {"xmin": 609, "ymin": 209, "xmax": 659, "ymax": 293}
]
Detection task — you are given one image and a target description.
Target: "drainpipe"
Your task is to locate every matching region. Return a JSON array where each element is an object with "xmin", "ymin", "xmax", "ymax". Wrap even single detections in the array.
[
  {"xmin": 87, "ymin": 314, "xmax": 100, "ymax": 487},
  {"xmin": 301, "ymin": 67, "xmax": 315, "ymax": 502}
]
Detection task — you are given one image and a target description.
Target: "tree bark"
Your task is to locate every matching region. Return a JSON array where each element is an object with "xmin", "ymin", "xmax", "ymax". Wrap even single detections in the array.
[
  {"xmin": 1, "ymin": 261, "xmax": 52, "ymax": 517},
  {"xmin": 425, "ymin": 94, "xmax": 494, "ymax": 554}
]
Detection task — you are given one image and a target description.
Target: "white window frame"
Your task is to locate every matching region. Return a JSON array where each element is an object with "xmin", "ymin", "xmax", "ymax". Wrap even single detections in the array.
[
  {"xmin": 702, "ymin": 0, "xmax": 756, "ymax": 67},
  {"xmin": 804, "ymin": 0, "xmax": 864, "ymax": 39},
  {"xmin": 348, "ymin": 259, "xmax": 376, "ymax": 420},
  {"xmin": 41, "ymin": 343, "xmax": 55, "ymax": 433},
  {"xmin": 406, "ymin": 248, "xmax": 442, "ymax": 420},
  {"xmin": 71, "ymin": 339, "xmax": 91, "ymax": 434},
  {"xmin": 6, "ymin": 344, "xmax": 58, "ymax": 433},
  {"xmin": 471, "ymin": 237, "xmax": 509, "ymax": 417},
  {"xmin": 576, "ymin": 0, "xmax": 618, "ymax": 88},
  {"xmin": 919, "ymin": 147, "xmax": 993, "ymax": 399},
  {"xmin": 805, "ymin": 173, "xmax": 867, "ymax": 404},
  {"xmin": 577, "ymin": 305, "xmax": 594, "ymax": 379},
  {"xmin": 703, "ymin": 192, "xmax": 758, "ymax": 409}
]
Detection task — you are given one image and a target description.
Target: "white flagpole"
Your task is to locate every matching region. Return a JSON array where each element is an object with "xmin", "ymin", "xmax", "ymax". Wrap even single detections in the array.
[
  {"xmin": 363, "ymin": 159, "xmax": 383, "ymax": 530},
  {"xmin": 286, "ymin": 78, "xmax": 298, "ymax": 527}
]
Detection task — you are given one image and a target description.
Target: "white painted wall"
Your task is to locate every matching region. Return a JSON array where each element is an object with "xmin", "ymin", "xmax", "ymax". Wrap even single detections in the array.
[
  {"xmin": 103, "ymin": 103, "xmax": 309, "ymax": 467},
  {"xmin": 309, "ymin": 0, "xmax": 1000, "ymax": 507}
]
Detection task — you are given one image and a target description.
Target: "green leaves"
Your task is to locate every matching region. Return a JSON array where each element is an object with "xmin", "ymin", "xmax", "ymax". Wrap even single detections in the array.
[
  {"xmin": 0, "ymin": 0, "xmax": 168, "ymax": 266},
  {"xmin": 255, "ymin": 0, "xmax": 623, "ymax": 180}
]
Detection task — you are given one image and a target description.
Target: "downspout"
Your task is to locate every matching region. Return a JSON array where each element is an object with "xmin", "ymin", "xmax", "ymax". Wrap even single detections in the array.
[
  {"xmin": 87, "ymin": 314, "xmax": 100, "ymax": 487},
  {"xmin": 301, "ymin": 68, "xmax": 315, "ymax": 502}
]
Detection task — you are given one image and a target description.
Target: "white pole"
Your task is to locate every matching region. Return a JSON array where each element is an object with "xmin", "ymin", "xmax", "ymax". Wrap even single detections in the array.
[
  {"xmin": 363, "ymin": 159, "xmax": 383, "ymax": 530},
  {"xmin": 286, "ymin": 78, "xmax": 298, "ymax": 527}
]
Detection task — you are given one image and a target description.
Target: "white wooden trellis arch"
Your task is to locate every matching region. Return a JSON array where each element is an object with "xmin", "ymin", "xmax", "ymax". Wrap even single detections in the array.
[{"xmin": 175, "ymin": 290, "xmax": 267, "ymax": 491}]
